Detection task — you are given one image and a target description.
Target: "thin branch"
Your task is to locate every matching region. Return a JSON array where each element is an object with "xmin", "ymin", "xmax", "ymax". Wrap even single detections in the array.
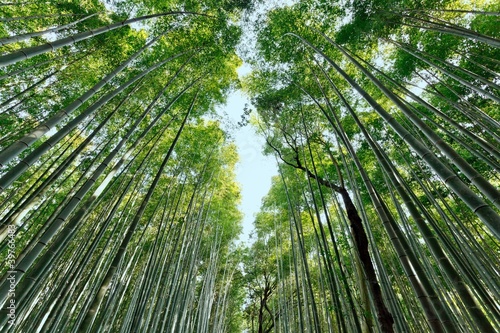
[{"xmin": 266, "ymin": 136, "xmax": 342, "ymax": 192}]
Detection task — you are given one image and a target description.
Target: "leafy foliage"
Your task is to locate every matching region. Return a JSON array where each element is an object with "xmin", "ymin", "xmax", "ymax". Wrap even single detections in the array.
[{"xmin": 0, "ymin": 0, "xmax": 499, "ymax": 332}]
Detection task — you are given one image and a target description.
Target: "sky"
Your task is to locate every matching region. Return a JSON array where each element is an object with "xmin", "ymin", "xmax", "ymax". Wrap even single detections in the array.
[
  {"xmin": 216, "ymin": 1, "xmax": 302, "ymax": 245},
  {"xmin": 215, "ymin": 64, "xmax": 277, "ymax": 245},
  {"xmin": 213, "ymin": 1, "xmax": 293, "ymax": 245}
]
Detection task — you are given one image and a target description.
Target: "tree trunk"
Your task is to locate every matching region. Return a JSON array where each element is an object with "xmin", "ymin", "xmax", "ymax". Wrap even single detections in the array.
[{"xmin": 339, "ymin": 189, "xmax": 395, "ymax": 333}]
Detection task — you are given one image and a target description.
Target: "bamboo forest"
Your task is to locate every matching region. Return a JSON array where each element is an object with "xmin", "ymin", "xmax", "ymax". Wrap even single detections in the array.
[{"xmin": 0, "ymin": 0, "xmax": 499, "ymax": 332}]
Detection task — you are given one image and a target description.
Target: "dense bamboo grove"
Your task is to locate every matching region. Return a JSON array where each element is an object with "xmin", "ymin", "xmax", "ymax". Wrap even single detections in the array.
[
  {"xmin": 0, "ymin": 1, "xmax": 246, "ymax": 332},
  {"xmin": 0, "ymin": 0, "xmax": 499, "ymax": 332},
  {"xmin": 242, "ymin": 0, "xmax": 500, "ymax": 332}
]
